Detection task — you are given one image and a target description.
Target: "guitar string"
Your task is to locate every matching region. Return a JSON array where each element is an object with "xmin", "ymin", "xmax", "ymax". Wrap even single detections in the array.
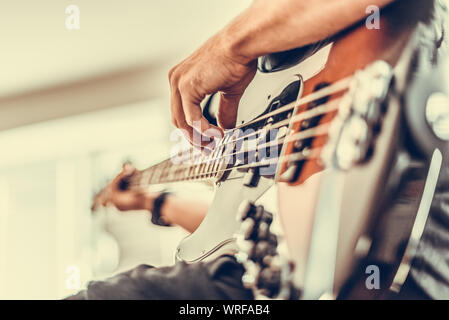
[
  {"xmin": 129, "ymin": 107, "xmax": 337, "ymax": 187},
  {"xmin": 128, "ymin": 116, "xmax": 332, "ymax": 187},
  {"xmin": 181, "ymin": 75, "xmax": 351, "ymax": 155},
  {"xmin": 165, "ymin": 75, "xmax": 348, "ymax": 169},
  {"xmin": 134, "ymin": 147, "xmax": 323, "ymax": 188},
  {"xmin": 165, "ymin": 122, "xmax": 331, "ymax": 171},
  {"xmin": 133, "ymin": 95, "xmax": 340, "ymax": 184},
  {"xmin": 233, "ymin": 75, "xmax": 351, "ymax": 130},
  {"xmin": 129, "ymin": 125, "xmax": 329, "ymax": 187},
  {"xmin": 171, "ymin": 97, "xmax": 341, "ymax": 167},
  {"xmin": 129, "ymin": 76, "xmax": 352, "ymax": 186},
  {"xmin": 95, "ymin": 81, "xmax": 346, "ymax": 196}
]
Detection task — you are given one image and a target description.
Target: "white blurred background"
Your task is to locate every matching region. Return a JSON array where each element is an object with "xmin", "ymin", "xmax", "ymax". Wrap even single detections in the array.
[{"xmin": 0, "ymin": 0, "xmax": 252, "ymax": 299}]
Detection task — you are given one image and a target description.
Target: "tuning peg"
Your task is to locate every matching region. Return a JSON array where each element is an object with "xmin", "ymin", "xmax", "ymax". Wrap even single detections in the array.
[
  {"xmin": 243, "ymin": 168, "xmax": 261, "ymax": 187},
  {"xmin": 261, "ymin": 210, "xmax": 273, "ymax": 224},
  {"xmin": 236, "ymin": 200, "xmax": 255, "ymax": 222},
  {"xmin": 235, "ymin": 234, "xmax": 254, "ymax": 264},
  {"xmin": 263, "ymin": 255, "xmax": 283, "ymax": 269},
  {"xmin": 253, "ymin": 240, "xmax": 279, "ymax": 262},
  {"xmin": 240, "ymin": 218, "xmax": 257, "ymax": 240},
  {"xmin": 257, "ymin": 267, "xmax": 282, "ymax": 298},
  {"xmin": 234, "ymin": 203, "xmax": 298, "ymax": 299},
  {"xmin": 242, "ymin": 261, "xmax": 260, "ymax": 289},
  {"xmin": 252, "ymin": 205, "xmax": 265, "ymax": 222},
  {"xmin": 257, "ymin": 221, "xmax": 270, "ymax": 240}
]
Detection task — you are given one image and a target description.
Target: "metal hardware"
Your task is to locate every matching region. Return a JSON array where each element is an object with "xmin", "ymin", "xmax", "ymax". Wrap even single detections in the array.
[
  {"xmin": 235, "ymin": 200, "xmax": 297, "ymax": 299},
  {"xmin": 243, "ymin": 168, "xmax": 261, "ymax": 187},
  {"xmin": 425, "ymin": 92, "xmax": 449, "ymax": 141},
  {"xmin": 321, "ymin": 60, "xmax": 394, "ymax": 170}
]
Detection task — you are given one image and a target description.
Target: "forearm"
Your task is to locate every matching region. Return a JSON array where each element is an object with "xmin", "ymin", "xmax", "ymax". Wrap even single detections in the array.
[
  {"xmin": 221, "ymin": 0, "xmax": 394, "ymax": 64},
  {"xmin": 158, "ymin": 195, "xmax": 209, "ymax": 233}
]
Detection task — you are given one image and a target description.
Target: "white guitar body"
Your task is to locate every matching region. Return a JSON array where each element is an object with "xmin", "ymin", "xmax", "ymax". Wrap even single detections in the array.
[{"xmin": 175, "ymin": 45, "xmax": 333, "ymax": 263}]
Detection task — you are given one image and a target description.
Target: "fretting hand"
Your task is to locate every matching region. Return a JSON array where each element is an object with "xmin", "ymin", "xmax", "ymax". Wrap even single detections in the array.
[{"xmin": 92, "ymin": 163, "xmax": 159, "ymax": 212}]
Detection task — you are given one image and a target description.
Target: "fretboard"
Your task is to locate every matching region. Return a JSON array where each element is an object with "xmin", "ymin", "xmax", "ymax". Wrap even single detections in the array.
[
  {"xmin": 130, "ymin": 123, "xmax": 282, "ymax": 187},
  {"xmin": 132, "ymin": 154, "xmax": 221, "ymax": 187}
]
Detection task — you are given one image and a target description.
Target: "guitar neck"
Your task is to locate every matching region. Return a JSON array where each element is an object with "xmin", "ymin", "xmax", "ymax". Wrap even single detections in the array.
[{"xmin": 131, "ymin": 154, "xmax": 220, "ymax": 187}]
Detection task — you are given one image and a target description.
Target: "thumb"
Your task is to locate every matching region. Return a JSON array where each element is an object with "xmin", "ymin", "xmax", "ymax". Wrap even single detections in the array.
[
  {"xmin": 217, "ymin": 92, "xmax": 242, "ymax": 129},
  {"xmin": 217, "ymin": 62, "xmax": 256, "ymax": 129}
]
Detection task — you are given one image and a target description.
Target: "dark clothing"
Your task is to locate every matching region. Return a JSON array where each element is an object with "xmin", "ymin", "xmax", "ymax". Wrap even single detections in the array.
[
  {"xmin": 66, "ymin": 256, "xmax": 253, "ymax": 300},
  {"xmin": 410, "ymin": 167, "xmax": 449, "ymax": 299}
]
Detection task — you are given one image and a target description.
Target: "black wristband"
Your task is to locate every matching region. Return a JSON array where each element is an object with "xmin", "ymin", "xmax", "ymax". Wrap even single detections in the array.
[{"xmin": 151, "ymin": 191, "xmax": 172, "ymax": 227}]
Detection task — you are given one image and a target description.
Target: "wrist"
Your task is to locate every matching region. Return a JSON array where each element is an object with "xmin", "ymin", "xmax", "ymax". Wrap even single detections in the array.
[
  {"xmin": 150, "ymin": 192, "xmax": 173, "ymax": 227},
  {"xmin": 220, "ymin": 24, "xmax": 257, "ymax": 66},
  {"xmin": 144, "ymin": 192, "xmax": 159, "ymax": 212},
  {"xmin": 159, "ymin": 194, "xmax": 175, "ymax": 224}
]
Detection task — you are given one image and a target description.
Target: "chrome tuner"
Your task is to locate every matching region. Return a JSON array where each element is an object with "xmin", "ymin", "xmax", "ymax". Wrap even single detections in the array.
[{"xmin": 234, "ymin": 200, "xmax": 299, "ymax": 299}]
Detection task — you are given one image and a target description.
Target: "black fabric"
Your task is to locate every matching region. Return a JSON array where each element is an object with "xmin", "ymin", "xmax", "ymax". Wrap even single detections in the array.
[
  {"xmin": 65, "ymin": 256, "xmax": 253, "ymax": 300},
  {"xmin": 409, "ymin": 166, "xmax": 449, "ymax": 299}
]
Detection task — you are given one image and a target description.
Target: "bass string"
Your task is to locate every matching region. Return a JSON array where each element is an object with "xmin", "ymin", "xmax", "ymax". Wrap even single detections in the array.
[
  {"xmin": 131, "ymin": 75, "xmax": 352, "ymax": 186},
  {"xmin": 167, "ymin": 122, "xmax": 331, "ymax": 169},
  {"xmin": 173, "ymin": 77, "xmax": 349, "ymax": 166},
  {"xmin": 133, "ymin": 147, "xmax": 323, "ymax": 188},
  {"xmin": 233, "ymin": 75, "xmax": 352, "ymax": 130},
  {"xmin": 172, "ymin": 97, "xmax": 340, "ymax": 167},
  {"xmin": 130, "ymin": 117, "xmax": 334, "ymax": 186},
  {"xmin": 129, "ymin": 126, "xmax": 329, "ymax": 188}
]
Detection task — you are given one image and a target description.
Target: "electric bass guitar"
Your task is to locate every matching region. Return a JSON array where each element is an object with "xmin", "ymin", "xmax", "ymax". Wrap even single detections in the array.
[{"xmin": 92, "ymin": 1, "xmax": 449, "ymax": 299}]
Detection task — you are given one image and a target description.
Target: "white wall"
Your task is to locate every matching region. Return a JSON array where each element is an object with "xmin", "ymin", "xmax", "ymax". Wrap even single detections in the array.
[
  {"xmin": 0, "ymin": 100, "xmax": 212, "ymax": 299},
  {"xmin": 0, "ymin": 0, "xmax": 252, "ymax": 97}
]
